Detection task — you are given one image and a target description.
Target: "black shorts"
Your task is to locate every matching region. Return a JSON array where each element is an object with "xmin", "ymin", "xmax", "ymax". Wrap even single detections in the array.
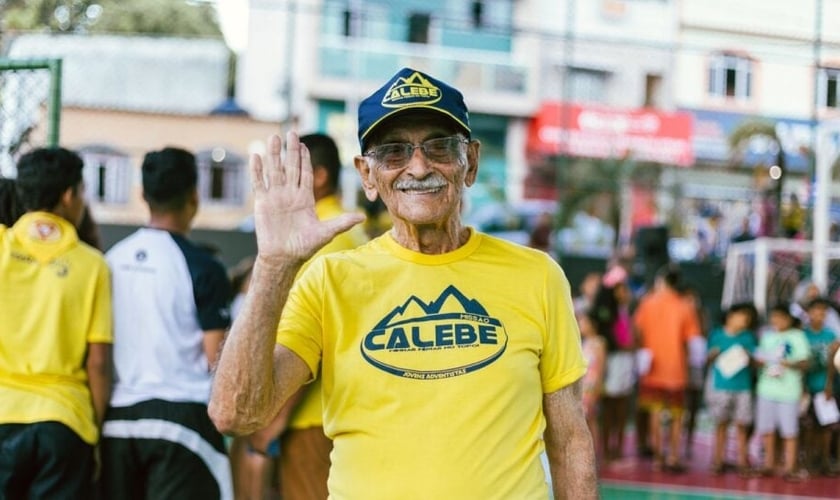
[
  {"xmin": 0, "ymin": 421, "xmax": 94, "ymax": 499},
  {"xmin": 98, "ymin": 399, "xmax": 231, "ymax": 500}
]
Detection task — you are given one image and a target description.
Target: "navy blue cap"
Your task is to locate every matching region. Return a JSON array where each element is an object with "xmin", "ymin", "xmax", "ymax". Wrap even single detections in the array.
[{"xmin": 358, "ymin": 68, "xmax": 471, "ymax": 149}]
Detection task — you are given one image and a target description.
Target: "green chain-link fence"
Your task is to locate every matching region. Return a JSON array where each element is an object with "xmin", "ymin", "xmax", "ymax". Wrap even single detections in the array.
[{"xmin": 0, "ymin": 58, "xmax": 62, "ymax": 178}]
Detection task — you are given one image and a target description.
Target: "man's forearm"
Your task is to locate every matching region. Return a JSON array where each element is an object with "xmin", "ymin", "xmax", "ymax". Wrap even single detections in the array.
[
  {"xmin": 549, "ymin": 424, "xmax": 598, "ymax": 499},
  {"xmin": 208, "ymin": 256, "xmax": 302, "ymax": 434},
  {"xmin": 544, "ymin": 382, "xmax": 599, "ymax": 500},
  {"xmin": 86, "ymin": 343, "xmax": 113, "ymax": 429}
]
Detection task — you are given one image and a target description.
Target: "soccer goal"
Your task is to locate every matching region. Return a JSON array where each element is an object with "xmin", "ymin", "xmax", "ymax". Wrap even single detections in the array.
[{"xmin": 722, "ymin": 238, "xmax": 840, "ymax": 315}]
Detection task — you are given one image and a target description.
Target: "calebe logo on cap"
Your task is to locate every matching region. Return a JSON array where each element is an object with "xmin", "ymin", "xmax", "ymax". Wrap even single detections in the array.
[
  {"xmin": 381, "ymin": 71, "xmax": 442, "ymax": 108},
  {"xmin": 357, "ymin": 67, "xmax": 471, "ymax": 149}
]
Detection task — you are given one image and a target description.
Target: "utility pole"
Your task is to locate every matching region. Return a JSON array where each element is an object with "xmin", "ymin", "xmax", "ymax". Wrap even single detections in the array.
[
  {"xmin": 281, "ymin": 0, "xmax": 297, "ymax": 132},
  {"xmin": 554, "ymin": 0, "xmax": 575, "ymax": 251},
  {"xmin": 807, "ymin": 0, "xmax": 823, "ymax": 240}
]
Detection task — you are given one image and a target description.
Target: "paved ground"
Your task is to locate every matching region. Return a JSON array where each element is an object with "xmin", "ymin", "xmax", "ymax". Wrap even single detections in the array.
[{"xmin": 598, "ymin": 428, "xmax": 839, "ymax": 499}]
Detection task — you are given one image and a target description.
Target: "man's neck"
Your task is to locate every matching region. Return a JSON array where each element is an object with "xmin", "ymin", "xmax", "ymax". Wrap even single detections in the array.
[
  {"xmin": 148, "ymin": 212, "xmax": 190, "ymax": 235},
  {"xmin": 389, "ymin": 220, "xmax": 470, "ymax": 254}
]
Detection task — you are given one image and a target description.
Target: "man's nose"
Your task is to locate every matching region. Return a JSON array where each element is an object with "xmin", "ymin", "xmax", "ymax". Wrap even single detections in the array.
[{"xmin": 403, "ymin": 145, "xmax": 432, "ymax": 176}]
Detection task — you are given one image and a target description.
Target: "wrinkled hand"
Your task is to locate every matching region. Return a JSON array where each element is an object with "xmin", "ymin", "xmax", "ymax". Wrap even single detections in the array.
[{"xmin": 250, "ymin": 133, "xmax": 365, "ymax": 263}]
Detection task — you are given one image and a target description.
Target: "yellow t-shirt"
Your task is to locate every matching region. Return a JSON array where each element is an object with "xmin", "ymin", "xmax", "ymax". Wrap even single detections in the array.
[
  {"xmin": 276, "ymin": 229, "xmax": 586, "ymax": 499},
  {"xmin": 0, "ymin": 212, "xmax": 113, "ymax": 444},
  {"xmin": 286, "ymin": 195, "xmax": 368, "ymax": 430}
]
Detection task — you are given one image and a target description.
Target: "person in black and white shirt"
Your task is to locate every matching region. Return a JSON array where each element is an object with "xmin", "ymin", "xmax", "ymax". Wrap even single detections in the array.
[{"xmin": 100, "ymin": 147, "xmax": 232, "ymax": 499}]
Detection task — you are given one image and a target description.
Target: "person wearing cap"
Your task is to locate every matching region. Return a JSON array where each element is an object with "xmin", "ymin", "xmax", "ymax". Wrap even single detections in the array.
[
  {"xmin": 209, "ymin": 68, "xmax": 597, "ymax": 499},
  {"xmin": 0, "ymin": 148, "xmax": 113, "ymax": 499},
  {"xmin": 99, "ymin": 147, "xmax": 233, "ymax": 499}
]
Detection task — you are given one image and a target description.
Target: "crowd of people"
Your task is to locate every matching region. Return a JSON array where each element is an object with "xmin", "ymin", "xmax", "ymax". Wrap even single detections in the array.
[
  {"xmin": 1, "ymin": 68, "xmax": 600, "ymax": 499},
  {"xmin": 571, "ymin": 258, "xmax": 840, "ymax": 482}
]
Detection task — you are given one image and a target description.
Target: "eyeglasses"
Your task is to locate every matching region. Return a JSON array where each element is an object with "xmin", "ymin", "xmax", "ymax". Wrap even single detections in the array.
[{"xmin": 364, "ymin": 136, "xmax": 469, "ymax": 170}]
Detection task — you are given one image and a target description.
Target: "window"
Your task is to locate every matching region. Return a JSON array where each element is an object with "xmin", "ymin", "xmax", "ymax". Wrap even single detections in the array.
[
  {"xmin": 818, "ymin": 68, "xmax": 840, "ymax": 108},
  {"xmin": 78, "ymin": 145, "xmax": 131, "ymax": 204},
  {"xmin": 471, "ymin": 1, "xmax": 484, "ymax": 28},
  {"xmin": 342, "ymin": 9, "xmax": 351, "ymax": 37},
  {"xmin": 196, "ymin": 147, "xmax": 245, "ymax": 205},
  {"xmin": 408, "ymin": 12, "xmax": 431, "ymax": 44},
  {"xmin": 644, "ymin": 73, "xmax": 663, "ymax": 107},
  {"xmin": 708, "ymin": 54, "xmax": 752, "ymax": 100},
  {"xmin": 567, "ymin": 68, "xmax": 610, "ymax": 103}
]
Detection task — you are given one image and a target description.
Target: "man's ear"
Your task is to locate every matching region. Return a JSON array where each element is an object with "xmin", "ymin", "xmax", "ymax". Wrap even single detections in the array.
[
  {"xmin": 187, "ymin": 187, "xmax": 199, "ymax": 212},
  {"xmin": 313, "ymin": 166, "xmax": 329, "ymax": 191},
  {"xmin": 354, "ymin": 156, "xmax": 379, "ymax": 202},
  {"xmin": 59, "ymin": 186, "xmax": 75, "ymax": 209},
  {"xmin": 464, "ymin": 140, "xmax": 481, "ymax": 187}
]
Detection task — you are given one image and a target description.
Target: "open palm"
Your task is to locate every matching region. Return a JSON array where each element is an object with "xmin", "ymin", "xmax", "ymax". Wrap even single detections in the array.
[{"xmin": 250, "ymin": 133, "xmax": 364, "ymax": 262}]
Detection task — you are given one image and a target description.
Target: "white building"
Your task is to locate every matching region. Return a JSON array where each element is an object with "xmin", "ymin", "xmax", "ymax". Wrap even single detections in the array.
[
  {"xmin": 671, "ymin": 0, "xmax": 840, "ymax": 255},
  {"xmin": 233, "ymin": 0, "xmax": 543, "ymax": 213},
  {"xmin": 232, "ymin": 0, "xmax": 685, "ymax": 241}
]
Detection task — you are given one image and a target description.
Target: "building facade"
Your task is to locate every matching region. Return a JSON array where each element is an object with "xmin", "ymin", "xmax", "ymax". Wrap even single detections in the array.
[
  {"xmin": 671, "ymin": 0, "xmax": 840, "ymax": 260},
  {"xmin": 236, "ymin": 0, "xmax": 541, "ymax": 213}
]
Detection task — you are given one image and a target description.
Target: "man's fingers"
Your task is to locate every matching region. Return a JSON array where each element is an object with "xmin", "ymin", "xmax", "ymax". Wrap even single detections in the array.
[
  {"xmin": 322, "ymin": 213, "xmax": 366, "ymax": 239},
  {"xmin": 250, "ymin": 153, "xmax": 265, "ymax": 192},
  {"xmin": 285, "ymin": 131, "xmax": 300, "ymax": 186},
  {"xmin": 300, "ymin": 145, "xmax": 314, "ymax": 191},
  {"xmin": 268, "ymin": 134, "xmax": 284, "ymax": 185},
  {"xmin": 289, "ymin": 142, "xmax": 307, "ymax": 188}
]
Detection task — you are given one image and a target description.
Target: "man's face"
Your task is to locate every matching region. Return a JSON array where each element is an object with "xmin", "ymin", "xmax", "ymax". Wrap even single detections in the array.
[{"xmin": 355, "ymin": 114, "xmax": 479, "ymax": 228}]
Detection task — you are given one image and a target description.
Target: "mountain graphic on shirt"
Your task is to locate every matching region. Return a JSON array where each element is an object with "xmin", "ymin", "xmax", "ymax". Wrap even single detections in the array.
[
  {"xmin": 374, "ymin": 285, "xmax": 489, "ymax": 329},
  {"xmin": 362, "ymin": 285, "xmax": 507, "ymax": 380}
]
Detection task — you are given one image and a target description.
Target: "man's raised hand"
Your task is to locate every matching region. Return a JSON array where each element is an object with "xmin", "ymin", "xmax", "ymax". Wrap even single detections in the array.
[{"xmin": 250, "ymin": 132, "xmax": 364, "ymax": 263}]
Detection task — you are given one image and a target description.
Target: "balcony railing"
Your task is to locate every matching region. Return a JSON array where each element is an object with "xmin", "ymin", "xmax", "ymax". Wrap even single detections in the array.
[{"xmin": 316, "ymin": 36, "xmax": 535, "ymax": 108}]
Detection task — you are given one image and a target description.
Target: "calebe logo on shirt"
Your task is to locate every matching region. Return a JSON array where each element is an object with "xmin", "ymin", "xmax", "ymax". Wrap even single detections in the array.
[{"xmin": 361, "ymin": 285, "xmax": 508, "ymax": 380}]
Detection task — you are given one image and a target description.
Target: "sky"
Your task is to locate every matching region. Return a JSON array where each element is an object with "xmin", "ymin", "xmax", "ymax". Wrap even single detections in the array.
[{"xmin": 216, "ymin": 0, "xmax": 248, "ymax": 52}]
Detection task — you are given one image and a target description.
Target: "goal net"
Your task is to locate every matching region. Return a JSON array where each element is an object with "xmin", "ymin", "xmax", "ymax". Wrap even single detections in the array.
[{"xmin": 722, "ymin": 238, "xmax": 840, "ymax": 315}]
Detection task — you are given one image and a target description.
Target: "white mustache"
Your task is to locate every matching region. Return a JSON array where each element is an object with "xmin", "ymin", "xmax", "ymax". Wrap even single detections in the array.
[{"xmin": 394, "ymin": 178, "xmax": 447, "ymax": 190}]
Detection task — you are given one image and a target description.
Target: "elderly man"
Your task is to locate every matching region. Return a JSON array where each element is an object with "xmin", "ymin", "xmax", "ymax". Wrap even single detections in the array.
[{"xmin": 210, "ymin": 68, "xmax": 597, "ymax": 499}]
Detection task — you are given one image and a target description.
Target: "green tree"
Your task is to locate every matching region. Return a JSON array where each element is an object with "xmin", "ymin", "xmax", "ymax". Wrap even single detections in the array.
[{"xmin": 2, "ymin": 0, "xmax": 221, "ymax": 37}]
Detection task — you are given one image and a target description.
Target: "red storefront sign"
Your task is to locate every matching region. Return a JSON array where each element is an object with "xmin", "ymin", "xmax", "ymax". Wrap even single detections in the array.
[{"xmin": 527, "ymin": 102, "xmax": 694, "ymax": 166}]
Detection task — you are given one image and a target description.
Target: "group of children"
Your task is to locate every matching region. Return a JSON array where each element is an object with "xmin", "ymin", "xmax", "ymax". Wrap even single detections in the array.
[
  {"xmin": 706, "ymin": 298, "xmax": 840, "ymax": 481},
  {"xmin": 576, "ymin": 267, "xmax": 840, "ymax": 481}
]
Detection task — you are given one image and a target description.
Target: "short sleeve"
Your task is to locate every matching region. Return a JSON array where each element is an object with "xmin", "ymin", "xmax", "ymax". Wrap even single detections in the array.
[
  {"xmin": 275, "ymin": 259, "xmax": 326, "ymax": 378},
  {"xmin": 743, "ymin": 332, "xmax": 758, "ymax": 353},
  {"xmin": 706, "ymin": 329, "xmax": 719, "ymax": 350},
  {"xmin": 195, "ymin": 259, "xmax": 233, "ymax": 332},
  {"xmin": 87, "ymin": 258, "xmax": 113, "ymax": 344},
  {"xmin": 792, "ymin": 332, "xmax": 811, "ymax": 362},
  {"xmin": 540, "ymin": 261, "xmax": 587, "ymax": 394},
  {"xmin": 682, "ymin": 303, "xmax": 701, "ymax": 341}
]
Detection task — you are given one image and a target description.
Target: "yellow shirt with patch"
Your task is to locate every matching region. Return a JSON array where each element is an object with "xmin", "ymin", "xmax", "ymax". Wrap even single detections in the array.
[
  {"xmin": 285, "ymin": 195, "xmax": 368, "ymax": 430},
  {"xmin": 0, "ymin": 212, "xmax": 113, "ymax": 444},
  {"xmin": 276, "ymin": 230, "xmax": 585, "ymax": 499}
]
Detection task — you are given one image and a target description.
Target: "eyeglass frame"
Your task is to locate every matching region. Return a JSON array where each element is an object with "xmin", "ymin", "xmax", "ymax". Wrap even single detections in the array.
[{"xmin": 362, "ymin": 135, "xmax": 471, "ymax": 170}]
